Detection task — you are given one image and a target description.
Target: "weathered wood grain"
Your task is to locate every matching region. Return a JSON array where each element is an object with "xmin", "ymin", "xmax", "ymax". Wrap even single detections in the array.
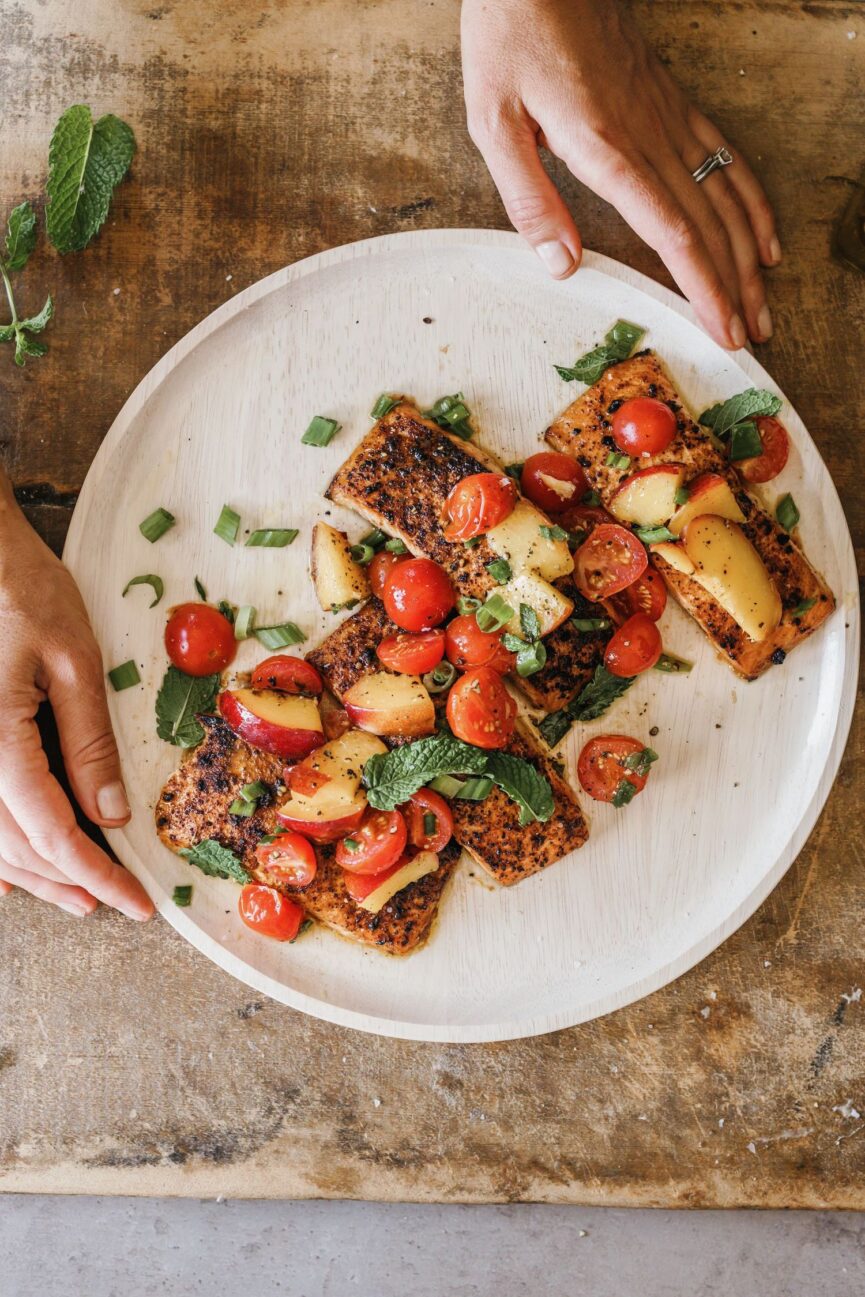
[{"xmin": 0, "ymin": 0, "xmax": 863, "ymax": 1203}]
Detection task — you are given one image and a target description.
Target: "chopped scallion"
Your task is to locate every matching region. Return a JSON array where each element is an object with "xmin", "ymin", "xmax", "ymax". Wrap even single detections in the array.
[
  {"xmin": 245, "ymin": 529, "xmax": 299, "ymax": 548},
  {"xmin": 384, "ymin": 537, "xmax": 409, "ymax": 554},
  {"xmin": 456, "ymin": 596, "xmax": 481, "ymax": 615},
  {"xmin": 370, "ymin": 393, "xmax": 400, "ymax": 419},
  {"xmin": 108, "ymin": 660, "xmax": 141, "ymax": 691},
  {"xmin": 455, "ymin": 775, "xmax": 494, "ymax": 801},
  {"xmin": 475, "ymin": 593, "xmax": 515, "ymax": 633},
  {"xmin": 423, "ymin": 812, "xmax": 436, "ymax": 837},
  {"xmin": 605, "ymin": 452, "xmax": 631, "ymax": 471},
  {"xmin": 776, "ymin": 493, "xmax": 800, "ymax": 532},
  {"xmin": 122, "ymin": 574, "xmax": 164, "ymax": 608},
  {"xmin": 428, "ymin": 774, "xmax": 465, "ymax": 798},
  {"xmin": 234, "ymin": 605, "xmax": 256, "ymax": 640},
  {"xmin": 539, "ymin": 524, "xmax": 569, "ymax": 541},
  {"xmin": 139, "ymin": 507, "xmax": 175, "ymax": 543},
  {"xmin": 486, "ymin": 558, "xmax": 512, "ymax": 584},
  {"xmin": 582, "ymin": 489, "xmax": 602, "ymax": 508},
  {"xmin": 302, "ymin": 415, "xmax": 340, "ymax": 447},
  {"xmin": 240, "ymin": 781, "xmax": 268, "ymax": 800},
  {"xmin": 515, "ymin": 641, "xmax": 547, "ymax": 677},
  {"xmin": 349, "ymin": 542, "xmax": 376, "ymax": 566},
  {"xmin": 674, "ymin": 485, "xmax": 690, "ymax": 506},
  {"xmin": 217, "ymin": 599, "xmax": 235, "ymax": 624},
  {"xmin": 634, "ymin": 525, "xmax": 676, "ymax": 545},
  {"xmin": 229, "ymin": 797, "xmax": 256, "ymax": 817},
  {"xmin": 360, "ymin": 527, "xmax": 387, "ymax": 550},
  {"xmin": 654, "ymin": 652, "xmax": 693, "ymax": 674},
  {"xmin": 423, "ymin": 392, "xmax": 474, "ymax": 440},
  {"xmin": 214, "ymin": 505, "xmax": 240, "ymax": 546},
  {"xmin": 254, "ymin": 622, "xmax": 306, "ymax": 649},
  {"xmin": 464, "ymin": 536, "xmax": 482, "ymax": 549},
  {"xmin": 172, "ymin": 885, "xmax": 193, "ymax": 907},
  {"xmin": 790, "ymin": 596, "xmax": 817, "ymax": 619},
  {"xmin": 572, "ymin": 616, "xmax": 611, "ymax": 633},
  {"xmin": 422, "ymin": 661, "xmax": 456, "ymax": 694}
]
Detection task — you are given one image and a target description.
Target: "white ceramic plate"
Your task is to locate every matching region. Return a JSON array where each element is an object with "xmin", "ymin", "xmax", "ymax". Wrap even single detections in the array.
[{"xmin": 64, "ymin": 230, "xmax": 859, "ymax": 1042}]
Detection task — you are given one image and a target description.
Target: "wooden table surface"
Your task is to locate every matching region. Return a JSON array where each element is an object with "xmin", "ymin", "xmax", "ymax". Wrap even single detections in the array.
[{"xmin": 1, "ymin": 0, "xmax": 863, "ymax": 1205}]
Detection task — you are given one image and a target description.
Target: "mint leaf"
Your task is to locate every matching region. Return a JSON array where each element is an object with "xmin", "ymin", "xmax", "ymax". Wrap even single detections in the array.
[
  {"xmin": 14, "ymin": 332, "xmax": 46, "ymax": 366},
  {"xmin": 519, "ymin": 603, "xmax": 541, "ymax": 642},
  {"xmin": 155, "ymin": 665, "xmax": 220, "ymax": 748},
  {"xmin": 698, "ymin": 388, "xmax": 781, "ymax": 440},
  {"xmin": 363, "ymin": 733, "xmax": 488, "ymax": 810},
  {"xmin": 537, "ymin": 664, "xmax": 635, "ymax": 748},
  {"xmin": 179, "ymin": 839, "xmax": 251, "ymax": 884},
  {"xmin": 555, "ymin": 320, "xmax": 645, "ymax": 385},
  {"xmin": 622, "ymin": 746, "xmax": 659, "ymax": 779},
  {"xmin": 4, "ymin": 201, "xmax": 37, "ymax": 272},
  {"xmin": 19, "ymin": 295, "xmax": 53, "ymax": 333},
  {"xmin": 46, "ymin": 105, "xmax": 136, "ymax": 254},
  {"xmin": 485, "ymin": 751, "xmax": 554, "ymax": 824}
]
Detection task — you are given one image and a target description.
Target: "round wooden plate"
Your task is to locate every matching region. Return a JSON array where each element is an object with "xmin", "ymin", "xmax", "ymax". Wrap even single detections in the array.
[{"xmin": 64, "ymin": 230, "xmax": 859, "ymax": 1042}]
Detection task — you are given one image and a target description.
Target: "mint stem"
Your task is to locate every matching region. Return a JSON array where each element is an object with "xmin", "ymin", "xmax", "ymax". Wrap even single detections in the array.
[{"xmin": 0, "ymin": 258, "xmax": 20, "ymax": 330}]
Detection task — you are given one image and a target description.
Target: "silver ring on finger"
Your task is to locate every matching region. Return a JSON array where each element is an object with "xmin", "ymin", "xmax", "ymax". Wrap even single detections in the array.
[{"xmin": 692, "ymin": 146, "xmax": 733, "ymax": 184}]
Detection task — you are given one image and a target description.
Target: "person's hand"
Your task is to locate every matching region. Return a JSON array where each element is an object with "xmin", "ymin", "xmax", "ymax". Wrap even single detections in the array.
[
  {"xmin": 461, "ymin": 0, "xmax": 780, "ymax": 349},
  {"xmin": 0, "ymin": 481, "xmax": 153, "ymax": 920}
]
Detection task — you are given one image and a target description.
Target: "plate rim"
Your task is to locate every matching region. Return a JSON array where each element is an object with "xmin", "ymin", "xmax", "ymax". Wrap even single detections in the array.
[{"xmin": 63, "ymin": 228, "xmax": 861, "ymax": 1042}]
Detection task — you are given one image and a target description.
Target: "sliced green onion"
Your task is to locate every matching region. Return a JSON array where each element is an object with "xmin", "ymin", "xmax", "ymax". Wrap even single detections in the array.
[
  {"xmin": 139, "ymin": 507, "xmax": 175, "ymax": 543},
  {"xmin": 572, "ymin": 616, "xmax": 611, "ymax": 632},
  {"xmin": 254, "ymin": 622, "xmax": 306, "ymax": 649},
  {"xmin": 611, "ymin": 778, "xmax": 639, "ymax": 809},
  {"xmin": 464, "ymin": 537, "xmax": 482, "ymax": 549},
  {"xmin": 259, "ymin": 828, "xmax": 288, "ymax": 844},
  {"xmin": 384, "ymin": 537, "xmax": 409, "ymax": 554},
  {"xmin": 605, "ymin": 452, "xmax": 631, "ymax": 471},
  {"xmin": 229, "ymin": 797, "xmax": 256, "ymax": 817},
  {"xmin": 234, "ymin": 604, "xmax": 256, "ymax": 640},
  {"xmin": 654, "ymin": 652, "xmax": 693, "ymax": 674},
  {"xmin": 475, "ymin": 593, "xmax": 515, "ymax": 633},
  {"xmin": 214, "ymin": 504, "xmax": 240, "ymax": 545},
  {"xmin": 487, "ymin": 558, "xmax": 512, "ymax": 584},
  {"xmin": 515, "ymin": 641, "xmax": 547, "ymax": 677},
  {"xmin": 343, "ymin": 837, "xmax": 360, "ymax": 852},
  {"xmin": 634, "ymin": 525, "xmax": 676, "ymax": 545},
  {"xmin": 194, "ymin": 576, "xmax": 207, "ymax": 600},
  {"xmin": 674, "ymin": 485, "xmax": 690, "ymax": 506},
  {"xmin": 240, "ymin": 781, "xmax": 268, "ymax": 800},
  {"xmin": 428, "ymin": 774, "xmax": 465, "ymax": 798},
  {"xmin": 539, "ymin": 524, "xmax": 569, "ymax": 541},
  {"xmin": 370, "ymin": 393, "xmax": 400, "ymax": 419},
  {"xmin": 330, "ymin": 599, "xmax": 360, "ymax": 614},
  {"xmin": 172, "ymin": 885, "xmax": 193, "ymax": 907},
  {"xmin": 422, "ymin": 661, "xmax": 457, "ymax": 694},
  {"xmin": 217, "ymin": 599, "xmax": 235, "ymax": 624},
  {"xmin": 504, "ymin": 462, "xmax": 524, "ymax": 481},
  {"xmin": 122, "ymin": 574, "xmax": 164, "ymax": 608},
  {"xmin": 423, "ymin": 812, "xmax": 437, "ymax": 836},
  {"xmin": 622, "ymin": 747, "xmax": 659, "ymax": 779},
  {"xmin": 245, "ymin": 529, "xmax": 299, "ymax": 548},
  {"xmin": 360, "ymin": 527, "xmax": 387, "ymax": 550},
  {"xmin": 424, "ymin": 392, "xmax": 474, "ymax": 439},
  {"xmin": 456, "ymin": 596, "xmax": 481, "ymax": 615},
  {"xmin": 776, "ymin": 493, "xmax": 800, "ymax": 532},
  {"xmin": 455, "ymin": 775, "xmax": 494, "ymax": 801},
  {"xmin": 790, "ymin": 596, "xmax": 817, "ymax": 619},
  {"xmin": 302, "ymin": 415, "xmax": 340, "ymax": 447},
  {"xmin": 108, "ymin": 660, "xmax": 141, "ymax": 691},
  {"xmin": 349, "ymin": 542, "xmax": 376, "ymax": 566},
  {"xmin": 582, "ymin": 489, "xmax": 602, "ymax": 508},
  {"xmin": 729, "ymin": 422, "xmax": 763, "ymax": 461}
]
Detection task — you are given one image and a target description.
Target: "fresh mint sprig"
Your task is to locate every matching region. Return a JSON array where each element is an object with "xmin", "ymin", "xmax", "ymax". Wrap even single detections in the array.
[{"xmin": 0, "ymin": 202, "xmax": 53, "ymax": 367}]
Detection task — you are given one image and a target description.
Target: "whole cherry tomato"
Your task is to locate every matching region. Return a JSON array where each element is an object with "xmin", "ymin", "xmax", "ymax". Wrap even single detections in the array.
[
  {"xmin": 238, "ymin": 884, "xmax": 305, "ymax": 941},
  {"xmin": 611, "ymin": 397, "xmax": 677, "ymax": 457},
  {"xmin": 165, "ymin": 603, "xmax": 236, "ymax": 676},
  {"xmin": 383, "ymin": 558, "xmax": 454, "ymax": 631},
  {"xmin": 444, "ymin": 614, "xmax": 516, "ymax": 674}
]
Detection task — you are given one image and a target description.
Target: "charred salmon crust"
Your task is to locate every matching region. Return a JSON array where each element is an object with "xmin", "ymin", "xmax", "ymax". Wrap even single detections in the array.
[
  {"xmin": 307, "ymin": 600, "xmax": 590, "ymax": 885},
  {"xmin": 515, "ymin": 575, "xmax": 611, "ymax": 711},
  {"xmin": 156, "ymin": 715, "xmax": 458, "ymax": 954},
  {"xmin": 545, "ymin": 352, "xmax": 835, "ymax": 679}
]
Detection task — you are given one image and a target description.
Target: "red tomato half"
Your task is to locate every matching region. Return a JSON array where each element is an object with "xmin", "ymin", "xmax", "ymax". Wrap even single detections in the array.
[
  {"xmin": 443, "ymin": 472, "xmax": 516, "ymax": 541},
  {"xmin": 521, "ymin": 452, "xmax": 589, "ymax": 515},
  {"xmin": 370, "ymin": 550, "xmax": 408, "ymax": 600},
  {"xmin": 404, "ymin": 789, "xmax": 454, "ymax": 852},
  {"xmin": 604, "ymin": 613, "xmax": 663, "ymax": 677},
  {"xmin": 342, "ymin": 855, "xmax": 409, "ymax": 904},
  {"xmin": 376, "ymin": 630, "xmax": 445, "ymax": 675},
  {"xmin": 165, "ymin": 603, "xmax": 236, "ymax": 677},
  {"xmin": 335, "ymin": 809, "xmax": 408, "ymax": 876},
  {"xmin": 577, "ymin": 735, "xmax": 652, "ymax": 805},
  {"xmin": 251, "ymin": 655, "xmax": 323, "ymax": 696},
  {"xmin": 383, "ymin": 558, "xmax": 455, "ymax": 632},
  {"xmin": 254, "ymin": 833, "xmax": 318, "ymax": 889},
  {"xmin": 444, "ymin": 614, "xmax": 516, "ymax": 675},
  {"xmin": 573, "ymin": 524, "xmax": 648, "ymax": 601},
  {"xmin": 446, "ymin": 666, "xmax": 517, "ymax": 749},
  {"xmin": 612, "ymin": 397, "xmax": 677, "ymax": 457},
  {"xmin": 738, "ymin": 415, "xmax": 790, "ymax": 484},
  {"xmin": 613, "ymin": 567, "xmax": 667, "ymax": 622},
  {"xmin": 238, "ymin": 884, "xmax": 305, "ymax": 941}
]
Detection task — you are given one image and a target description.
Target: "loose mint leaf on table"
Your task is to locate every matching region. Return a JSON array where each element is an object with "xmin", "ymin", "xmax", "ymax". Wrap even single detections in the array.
[
  {"xmin": 537, "ymin": 664, "xmax": 635, "ymax": 748},
  {"xmin": 363, "ymin": 733, "xmax": 489, "ymax": 810},
  {"xmin": 698, "ymin": 388, "xmax": 781, "ymax": 441},
  {"xmin": 0, "ymin": 202, "xmax": 54, "ymax": 367},
  {"xmin": 485, "ymin": 751, "xmax": 554, "ymax": 825},
  {"xmin": 4, "ymin": 201, "xmax": 37, "ymax": 271},
  {"xmin": 155, "ymin": 665, "xmax": 220, "ymax": 748},
  {"xmin": 555, "ymin": 320, "xmax": 645, "ymax": 385},
  {"xmin": 46, "ymin": 105, "xmax": 136, "ymax": 253},
  {"xmin": 179, "ymin": 839, "xmax": 251, "ymax": 885}
]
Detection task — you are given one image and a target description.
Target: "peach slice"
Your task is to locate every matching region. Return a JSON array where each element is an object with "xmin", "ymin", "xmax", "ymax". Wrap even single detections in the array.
[
  {"xmin": 649, "ymin": 541, "xmax": 695, "ymax": 576},
  {"xmin": 343, "ymin": 671, "xmax": 436, "ymax": 739},
  {"xmin": 218, "ymin": 689, "xmax": 324, "ymax": 759},
  {"xmin": 609, "ymin": 464, "xmax": 685, "ymax": 528},
  {"xmin": 667, "ymin": 472, "xmax": 745, "ymax": 537},
  {"xmin": 345, "ymin": 850, "xmax": 440, "ymax": 913},
  {"xmin": 682, "ymin": 515, "xmax": 782, "ymax": 642}
]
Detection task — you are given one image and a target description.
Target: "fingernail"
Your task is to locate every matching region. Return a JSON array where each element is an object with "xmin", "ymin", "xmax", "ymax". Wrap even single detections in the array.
[
  {"xmin": 768, "ymin": 236, "xmax": 782, "ymax": 265},
  {"xmin": 729, "ymin": 314, "xmax": 747, "ymax": 349},
  {"xmin": 757, "ymin": 304, "xmax": 773, "ymax": 340},
  {"xmin": 97, "ymin": 781, "xmax": 131, "ymax": 822},
  {"xmin": 60, "ymin": 902, "xmax": 89, "ymax": 917},
  {"xmin": 535, "ymin": 240, "xmax": 575, "ymax": 278}
]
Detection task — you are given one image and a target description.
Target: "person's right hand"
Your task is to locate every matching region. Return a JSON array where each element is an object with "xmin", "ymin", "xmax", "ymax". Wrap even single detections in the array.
[{"xmin": 0, "ymin": 482, "xmax": 154, "ymax": 920}]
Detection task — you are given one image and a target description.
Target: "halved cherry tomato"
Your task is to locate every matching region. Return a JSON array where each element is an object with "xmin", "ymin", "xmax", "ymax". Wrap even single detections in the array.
[
  {"xmin": 251, "ymin": 655, "xmax": 323, "ymax": 696},
  {"xmin": 287, "ymin": 763, "xmax": 332, "ymax": 798},
  {"xmin": 738, "ymin": 415, "xmax": 790, "ymax": 484},
  {"xmin": 164, "ymin": 603, "xmax": 236, "ymax": 677},
  {"xmin": 443, "ymin": 472, "xmax": 516, "ymax": 541},
  {"xmin": 238, "ymin": 884, "xmax": 305, "ymax": 941},
  {"xmin": 254, "ymin": 832, "xmax": 318, "ymax": 888},
  {"xmin": 404, "ymin": 789, "xmax": 454, "ymax": 852},
  {"xmin": 604, "ymin": 613, "xmax": 663, "ymax": 677},
  {"xmin": 444, "ymin": 614, "xmax": 516, "ymax": 674},
  {"xmin": 376, "ymin": 629, "xmax": 445, "ymax": 675},
  {"xmin": 383, "ymin": 558, "xmax": 454, "ymax": 631},
  {"xmin": 342, "ymin": 855, "xmax": 409, "ymax": 905},
  {"xmin": 613, "ymin": 567, "xmax": 667, "ymax": 622},
  {"xmin": 578, "ymin": 735, "xmax": 652, "ymax": 805},
  {"xmin": 612, "ymin": 397, "xmax": 677, "ymax": 457},
  {"xmin": 335, "ymin": 808, "xmax": 408, "ymax": 875},
  {"xmin": 521, "ymin": 452, "xmax": 589, "ymax": 515},
  {"xmin": 573, "ymin": 524, "xmax": 648, "ymax": 601},
  {"xmin": 370, "ymin": 550, "xmax": 408, "ymax": 600},
  {"xmin": 446, "ymin": 665, "xmax": 517, "ymax": 749}
]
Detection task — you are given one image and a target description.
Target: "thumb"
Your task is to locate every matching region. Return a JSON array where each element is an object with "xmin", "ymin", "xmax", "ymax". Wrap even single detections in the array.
[
  {"xmin": 470, "ymin": 115, "xmax": 582, "ymax": 279},
  {"xmin": 46, "ymin": 647, "xmax": 131, "ymax": 827}
]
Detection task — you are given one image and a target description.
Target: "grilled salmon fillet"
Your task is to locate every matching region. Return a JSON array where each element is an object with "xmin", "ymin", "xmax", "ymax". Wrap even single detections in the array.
[
  {"xmin": 306, "ymin": 599, "xmax": 589, "ymax": 885},
  {"xmin": 545, "ymin": 352, "xmax": 835, "ymax": 679},
  {"xmin": 515, "ymin": 575, "xmax": 611, "ymax": 711},
  {"xmin": 155, "ymin": 715, "xmax": 459, "ymax": 954}
]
